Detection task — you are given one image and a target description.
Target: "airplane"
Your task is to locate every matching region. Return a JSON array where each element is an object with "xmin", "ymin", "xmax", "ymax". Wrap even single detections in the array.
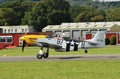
[{"xmin": 20, "ymin": 31, "xmax": 105, "ymax": 59}]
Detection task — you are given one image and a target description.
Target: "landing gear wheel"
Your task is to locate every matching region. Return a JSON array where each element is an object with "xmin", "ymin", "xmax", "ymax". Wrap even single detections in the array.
[
  {"xmin": 85, "ymin": 50, "xmax": 88, "ymax": 54},
  {"xmin": 43, "ymin": 53, "xmax": 49, "ymax": 58},
  {"xmin": 37, "ymin": 54, "xmax": 43, "ymax": 59}
]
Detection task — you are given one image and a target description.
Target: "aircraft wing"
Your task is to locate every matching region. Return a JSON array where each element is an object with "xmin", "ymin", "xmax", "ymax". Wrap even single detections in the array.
[{"xmin": 35, "ymin": 38, "xmax": 62, "ymax": 48}]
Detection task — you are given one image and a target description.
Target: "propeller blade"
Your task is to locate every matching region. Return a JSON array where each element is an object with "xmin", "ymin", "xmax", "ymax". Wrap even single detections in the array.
[{"xmin": 22, "ymin": 41, "xmax": 26, "ymax": 52}]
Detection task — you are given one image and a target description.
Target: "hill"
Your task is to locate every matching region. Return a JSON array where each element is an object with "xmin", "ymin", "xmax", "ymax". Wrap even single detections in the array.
[
  {"xmin": 0, "ymin": 0, "xmax": 10, "ymax": 4},
  {"xmin": 0, "ymin": 0, "xmax": 41, "ymax": 4},
  {"xmin": 0, "ymin": 0, "xmax": 120, "ymax": 13},
  {"xmin": 0, "ymin": 0, "xmax": 120, "ymax": 9},
  {"xmin": 65, "ymin": 0, "xmax": 120, "ymax": 9}
]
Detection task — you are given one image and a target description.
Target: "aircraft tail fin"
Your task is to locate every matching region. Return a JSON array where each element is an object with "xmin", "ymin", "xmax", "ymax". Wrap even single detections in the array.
[{"xmin": 90, "ymin": 31, "xmax": 105, "ymax": 47}]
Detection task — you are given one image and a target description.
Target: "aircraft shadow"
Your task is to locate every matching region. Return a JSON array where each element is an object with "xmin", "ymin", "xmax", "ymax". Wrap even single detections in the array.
[{"xmin": 58, "ymin": 56, "xmax": 82, "ymax": 59}]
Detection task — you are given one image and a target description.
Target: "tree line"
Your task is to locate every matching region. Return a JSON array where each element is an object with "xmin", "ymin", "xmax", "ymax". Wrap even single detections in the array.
[{"xmin": 0, "ymin": 0, "xmax": 120, "ymax": 32}]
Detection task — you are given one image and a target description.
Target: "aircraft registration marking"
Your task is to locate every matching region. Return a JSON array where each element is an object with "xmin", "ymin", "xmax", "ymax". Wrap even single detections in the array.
[{"xmin": 57, "ymin": 39, "xmax": 63, "ymax": 45}]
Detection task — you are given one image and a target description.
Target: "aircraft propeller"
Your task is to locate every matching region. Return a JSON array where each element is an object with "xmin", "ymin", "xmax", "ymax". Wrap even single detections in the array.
[
  {"xmin": 21, "ymin": 31, "xmax": 27, "ymax": 52},
  {"xmin": 22, "ymin": 41, "xmax": 26, "ymax": 52}
]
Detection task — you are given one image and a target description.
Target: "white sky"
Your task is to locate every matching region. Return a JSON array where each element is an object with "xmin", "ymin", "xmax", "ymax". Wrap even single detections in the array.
[{"xmin": 99, "ymin": 0, "xmax": 120, "ymax": 2}]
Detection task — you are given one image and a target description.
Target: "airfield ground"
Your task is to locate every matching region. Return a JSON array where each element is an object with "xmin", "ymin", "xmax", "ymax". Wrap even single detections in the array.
[
  {"xmin": 0, "ymin": 46, "xmax": 120, "ymax": 79},
  {"xmin": 0, "ymin": 60, "xmax": 120, "ymax": 79},
  {"xmin": 0, "ymin": 45, "xmax": 120, "ymax": 56}
]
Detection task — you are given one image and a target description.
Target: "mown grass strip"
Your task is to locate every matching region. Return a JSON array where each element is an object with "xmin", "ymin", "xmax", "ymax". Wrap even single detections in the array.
[
  {"xmin": 0, "ymin": 45, "xmax": 120, "ymax": 56},
  {"xmin": 0, "ymin": 60, "xmax": 120, "ymax": 79}
]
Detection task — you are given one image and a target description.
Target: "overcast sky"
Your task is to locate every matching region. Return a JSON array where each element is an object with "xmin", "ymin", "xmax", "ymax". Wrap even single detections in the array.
[{"xmin": 99, "ymin": 0, "xmax": 120, "ymax": 2}]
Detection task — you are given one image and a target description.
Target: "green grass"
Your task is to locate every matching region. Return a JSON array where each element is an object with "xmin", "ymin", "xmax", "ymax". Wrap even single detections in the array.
[
  {"xmin": 0, "ymin": 46, "xmax": 120, "ymax": 79},
  {"xmin": 0, "ymin": 60, "xmax": 120, "ymax": 79},
  {"xmin": 0, "ymin": 45, "xmax": 120, "ymax": 56}
]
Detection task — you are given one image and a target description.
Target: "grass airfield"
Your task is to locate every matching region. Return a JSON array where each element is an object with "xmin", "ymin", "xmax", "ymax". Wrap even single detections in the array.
[
  {"xmin": 1, "ymin": 60, "xmax": 120, "ymax": 79},
  {"xmin": 0, "ymin": 45, "xmax": 120, "ymax": 56},
  {"xmin": 0, "ymin": 46, "xmax": 120, "ymax": 79}
]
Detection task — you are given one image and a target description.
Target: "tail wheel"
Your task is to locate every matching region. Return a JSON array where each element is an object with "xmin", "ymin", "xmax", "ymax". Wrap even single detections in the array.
[
  {"xmin": 85, "ymin": 50, "xmax": 88, "ymax": 54},
  {"xmin": 37, "ymin": 54, "xmax": 43, "ymax": 59},
  {"xmin": 43, "ymin": 53, "xmax": 49, "ymax": 58}
]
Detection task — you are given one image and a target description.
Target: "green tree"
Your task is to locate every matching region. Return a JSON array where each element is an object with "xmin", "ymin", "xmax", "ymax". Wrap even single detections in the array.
[
  {"xmin": 2, "ymin": 0, "xmax": 23, "ymax": 25},
  {"xmin": 23, "ymin": 2, "xmax": 48, "ymax": 32},
  {"xmin": 74, "ymin": 10, "xmax": 93, "ymax": 22},
  {"xmin": 44, "ymin": 0, "xmax": 71, "ymax": 25},
  {"xmin": 69, "ymin": 6, "xmax": 86, "ymax": 21},
  {"xmin": 91, "ymin": 15, "xmax": 104, "ymax": 22},
  {"xmin": 23, "ymin": 0, "xmax": 71, "ymax": 32},
  {"xmin": 43, "ymin": 0, "xmax": 70, "ymax": 13},
  {"xmin": 47, "ymin": 10, "xmax": 71, "ymax": 25},
  {"xmin": 1, "ymin": 0, "xmax": 35, "ymax": 25},
  {"xmin": 0, "ymin": 8, "xmax": 17, "ymax": 25},
  {"xmin": 91, "ymin": 10, "xmax": 106, "ymax": 22},
  {"xmin": 74, "ymin": 7, "xmax": 106, "ymax": 22},
  {"xmin": 107, "ymin": 8, "xmax": 120, "ymax": 21},
  {"xmin": 110, "ymin": 35, "xmax": 116, "ymax": 45}
]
